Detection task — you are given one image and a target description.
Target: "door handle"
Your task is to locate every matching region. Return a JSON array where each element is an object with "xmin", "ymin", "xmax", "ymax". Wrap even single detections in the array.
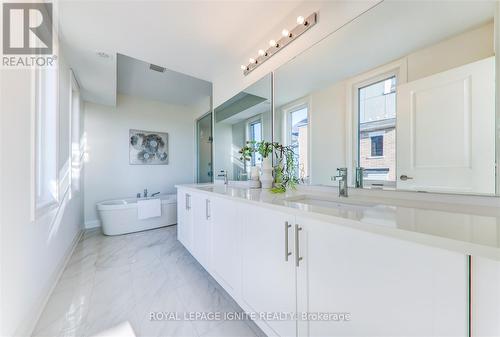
[
  {"xmin": 295, "ymin": 224, "xmax": 303, "ymax": 267},
  {"xmin": 284, "ymin": 221, "xmax": 292, "ymax": 261},
  {"xmin": 205, "ymin": 199, "xmax": 210, "ymax": 220},
  {"xmin": 400, "ymin": 175, "xmax": 414, "ymax": 181}
]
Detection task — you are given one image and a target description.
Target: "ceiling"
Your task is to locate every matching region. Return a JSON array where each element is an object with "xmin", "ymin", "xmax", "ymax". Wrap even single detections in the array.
[
  {"xmin": 58, "ymin": 1, "xmax": 304, "ymax": 106},
  {"xmin": 117, "ymin": 54, "xmax": 211, "ymax": 106},
  {"xmin": 274, "ymin": 0, "xmax": 496, "ymax": 106}
]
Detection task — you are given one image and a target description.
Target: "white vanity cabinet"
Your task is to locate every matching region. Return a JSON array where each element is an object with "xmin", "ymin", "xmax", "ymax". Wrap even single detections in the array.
[
  {"xmin": 295, "ymin": 216, "xmax": 468, "ymax": 337},
  {"xmin": 210, "ymin": 195, "xmax": 242, "ymax": 298},
  {"xmin": 176, "ymin": 186, "xmax": 498, "ymax": 337},
  {"xmin": 191, "ymin": 193, "xmax": 212, "ymax": 269},
  {"xmin": 177, "ymin": 189, "xmax": 193, "ymax": 251},
  {"xmin": 472, "ymin": 256, "xmax": 500, "ymax": 337},
  {"xmin": 240, "ymin": 204, "xmax": 297, "ymax": 337}
]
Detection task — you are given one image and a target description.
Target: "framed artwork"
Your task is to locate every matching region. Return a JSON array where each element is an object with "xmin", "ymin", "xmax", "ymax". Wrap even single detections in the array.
[{"xmin": 129, "ymin": 129, "xmax": 168, "ymax": 165}]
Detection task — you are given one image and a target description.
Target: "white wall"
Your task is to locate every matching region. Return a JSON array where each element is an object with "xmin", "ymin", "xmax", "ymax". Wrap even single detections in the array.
[
  {"xmin": 213, "ymin": 122, "xmax": 233, "ymax": 180},
  {"xmin": 309, "ymin": 82, "xmax": 346, "ymax": 185},
  {"xmin": 0, "ymin": 51, "xmax": 85, "ymax": 337},
  {"xmin": 407, "ymin": 21, "xmax": 494, "ymax": 82},
  {"xmin": 83, "ymin": 94, "xmax": 196, "ymax": 227}
]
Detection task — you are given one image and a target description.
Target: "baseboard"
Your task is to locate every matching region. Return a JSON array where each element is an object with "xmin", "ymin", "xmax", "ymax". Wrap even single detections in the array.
[
  {"xmin": 19, "ymin": 229, "xmax": 84, "ymax": 337},
  {"xmin": 85, "ymin": 219, "xmax": 101, "ymax": 229}
]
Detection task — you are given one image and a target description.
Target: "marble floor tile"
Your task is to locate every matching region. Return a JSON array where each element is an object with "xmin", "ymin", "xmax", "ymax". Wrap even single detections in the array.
[{"xmin": 33, "ymin": 225, "xmax": 266, "ymax": 337}]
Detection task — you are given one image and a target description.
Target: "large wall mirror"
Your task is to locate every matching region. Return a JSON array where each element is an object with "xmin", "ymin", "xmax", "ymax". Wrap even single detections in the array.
[
  {"xmin": 214, "ymin": 74, "xmax": 272, "ymax": 180},
  {"xmin": 274, "ymin": 1, "xmax": 497, "ymax": 195}
]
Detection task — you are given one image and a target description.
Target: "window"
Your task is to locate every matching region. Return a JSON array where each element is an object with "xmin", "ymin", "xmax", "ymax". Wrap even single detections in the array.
[
  {"xmin": 288, "ymin": 106, "xmax": 308, "ymax": 179},
  {"xmin": 35, "ymin": 67, "xmax": 59, "ymax": 211},
  {"xmin": 371, "ymin": 135, "xmax": 383, "ymax": 157},
  {"xmin": 248, "ymin": 119, "xmax": 262, "ymax": 166},
  {"xmin": 358, "ymin": 76, "xmax": 396, "ymax": 185}
]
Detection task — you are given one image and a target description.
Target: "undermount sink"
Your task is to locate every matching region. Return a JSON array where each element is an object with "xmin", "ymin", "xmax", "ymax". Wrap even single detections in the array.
[{"xmin": 284, "ymin": 194, "xmax": 375, "ymax": 210}]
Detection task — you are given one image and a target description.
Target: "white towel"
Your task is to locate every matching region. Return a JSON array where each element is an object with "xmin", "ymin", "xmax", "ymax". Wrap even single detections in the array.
[{"xmin": 137, "ymin": 198, "xmax": 161, "ymax": 219}]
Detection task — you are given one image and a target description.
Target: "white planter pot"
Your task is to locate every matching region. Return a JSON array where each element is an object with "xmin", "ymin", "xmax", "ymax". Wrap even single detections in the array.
[{"xmin": 260, "ymin": 157, "xmax": 273, "ymax": 189}]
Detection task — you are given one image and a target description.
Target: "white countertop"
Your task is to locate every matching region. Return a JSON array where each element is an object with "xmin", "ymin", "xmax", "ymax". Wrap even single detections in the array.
[{"xmin": 176, "ymin": 183, "xmax": 500, "ymax": 261}]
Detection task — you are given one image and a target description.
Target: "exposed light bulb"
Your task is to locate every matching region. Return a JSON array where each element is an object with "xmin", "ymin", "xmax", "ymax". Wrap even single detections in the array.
[
  {"xmin": 296, "ymin": 16, "xmax": 305, "ymax": 25},
  {"xmin": 258, "ymin": 49, "xmax": 266, "ymax": 56},
  {"xmin": 241, "ymin": 65, "xmax": 247, "ymax": 70},
  {"xmin": 249, "ymin": 58, "xmax": 256, "ymax": 64},
  {"xmin": 282, "ymin": 29, "xmax": 290, "ymax": 37},
  {"xmin": 269, "ymin": 39, "xmax": 277, "ymax": 47}
]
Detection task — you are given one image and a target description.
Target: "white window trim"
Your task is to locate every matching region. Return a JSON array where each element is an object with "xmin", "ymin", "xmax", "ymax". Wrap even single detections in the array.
[
  {"xmin": 68, "ymin": 69, "xmax": 81, "ymax": 195},
  {"xmin": 345, "ymin": 58, "xmax": 407, "ymax": 188},
  {"xmin": 246, "ymin": 115, "xmax": 263, "ymax": 167},
  {"xmin": 245, "ymin": 115, "xmax": 263, "ymax": 143},
  {"xmin": 33, "ymin": 65, "xmax": 60, "ymax": 219},
  {"xmin": 281, "ymin": 96, "xmax": 311, "ymax": 181}
]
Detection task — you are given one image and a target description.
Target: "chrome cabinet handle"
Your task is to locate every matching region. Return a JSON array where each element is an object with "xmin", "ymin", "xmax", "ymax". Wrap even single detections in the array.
[
  {"xmin": 186, "ymin": 194, "xmax": 191, "ymax": 210},
  {"xmin": 284, "ymin": 221, "xmax": 292, "ymax": 261},
  {"xmin": 295, "ymin": 224, "xmax": 303, "ymax": 267},
  {"xmin": 205, "ymin": 199, "xmax": 210, "ymax": 220},
  {"xmin": 400, "ymin": 175, "xmax": 414, "ymax": 181}
]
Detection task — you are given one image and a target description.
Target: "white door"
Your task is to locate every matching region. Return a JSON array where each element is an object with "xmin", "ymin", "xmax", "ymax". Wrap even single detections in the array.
[
  {"xmin": 241, "ymin": 204, "xmax": 296, "ymax": 337},
  {"xmin": 192, "ymin": 194, "xmax": 211, "ymax": 269},
  {"xmin": 296, "ymin": 216, "xmax": 467, "ymax": 337},
  {"xmin": 210, "ymin": 197, "xmax": 241, "ymax": 297},
  {"xmin": 397, "ymin": 57, "xmax": 495, "ymax": 194},
  {"xmin": 177, "ymin": 190, "xmax": 193, "ymax": 251}
]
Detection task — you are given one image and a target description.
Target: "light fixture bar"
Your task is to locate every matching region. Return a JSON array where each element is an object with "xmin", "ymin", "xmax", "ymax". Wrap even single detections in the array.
[{"xmin": 242, "ymin": 12, "xmax": 318, "ymax": 76}]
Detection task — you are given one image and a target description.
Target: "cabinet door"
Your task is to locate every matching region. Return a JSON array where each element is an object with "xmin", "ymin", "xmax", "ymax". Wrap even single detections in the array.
[
  {"xmin": 210, "ymin": 197, "xmax": 241, "ymax": 297},
  {"xmin": 177, "ymin": 190, "xmax": 193, "ymax": 252},
  {"xmin": 192, "ymin": 194, "xmax": 211, "ymax": 269},
  {"xmin": 296, "ymin": 216, "xmax": 467, "ymax": 337},
  {"xmin": 241, "ymin": 204, "xmax": 296, "ymax": 337},
  {"xmin": 472, "ymin": 256, "xmax": 500, "ymax": 337}
]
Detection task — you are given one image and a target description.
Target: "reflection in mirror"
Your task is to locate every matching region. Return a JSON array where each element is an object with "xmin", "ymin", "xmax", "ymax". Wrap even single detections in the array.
[
  {"xmin": 214, "ymin": 74, "xmax": 272, "ymax": 181},
  {"xmin": 275, "ymin": 1, "xmax": 496, "ymax": 195}
]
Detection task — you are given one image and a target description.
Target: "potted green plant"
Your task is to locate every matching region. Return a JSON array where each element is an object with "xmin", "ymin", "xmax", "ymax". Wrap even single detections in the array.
[{"xmin": 238, "ymin": 141, "xmax": 298, "ymax": 193}]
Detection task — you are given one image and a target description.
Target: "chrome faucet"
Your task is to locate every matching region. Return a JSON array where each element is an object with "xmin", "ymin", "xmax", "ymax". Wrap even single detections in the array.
[
  {"xmin": 355, "ymin": 167, "xmax": 364, "ymax": 188},
  {"xmin": 151, "ymin": 192, "xmax": 160, "ymax": 197},
  {"xmin": 217, "ymin": 170, "xmax": 228, "ymax": 185},
  {"xmin": 143, "ymin": 189, "xmax": 148, "ymax": 198},
  {"xmin": 331, "ymin": 168, "xmax": 348, "ymax": 197}
]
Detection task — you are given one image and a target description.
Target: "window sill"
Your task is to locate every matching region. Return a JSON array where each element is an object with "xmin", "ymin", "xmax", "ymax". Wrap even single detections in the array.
[
  {"xmin": 365, "ymin": 156, "xmax": 385, "ymax": 159},
  {"xmin": 35, "ymin": 200, "xmax": 59, "ymax": 220}
]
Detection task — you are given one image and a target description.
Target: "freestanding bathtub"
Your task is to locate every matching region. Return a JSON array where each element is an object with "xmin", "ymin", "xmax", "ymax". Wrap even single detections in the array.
[{"xmin": 97, "ymin": 193, "xmax": 177, "ymax": 235}]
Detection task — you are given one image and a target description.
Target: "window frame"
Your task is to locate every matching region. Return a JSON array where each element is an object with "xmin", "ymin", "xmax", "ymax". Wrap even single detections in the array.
[
  {"xmin": 33, "ymin": 65, "xmax": 60, "ymax": 218},
  {"xmin": 246, "ymin": 116, "xmax": 263, "ymax": 166},
  {"xmin": 346, "ymin": 58, "xmax": 407, "ymax": 189},
  {"xmin": 370, "ymin": 135, "xmax": 384, "ymax": 157},
  {"xmin": 282, "ymin": 99, "xmax": 310, "ymax": 180}
]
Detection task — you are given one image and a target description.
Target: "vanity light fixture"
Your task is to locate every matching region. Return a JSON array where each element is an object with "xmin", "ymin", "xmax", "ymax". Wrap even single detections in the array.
[{"xmin": 241, "ymin": 12, "xmax": 318, "ymax": 76}]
